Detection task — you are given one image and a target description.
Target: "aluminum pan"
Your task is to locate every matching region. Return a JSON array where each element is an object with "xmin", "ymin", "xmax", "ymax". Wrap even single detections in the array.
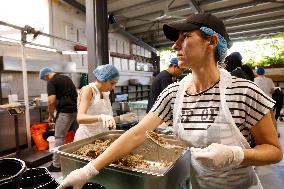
[{"xmin": 54, "ymin": 130, "xmax": 189, "ymax": 176}]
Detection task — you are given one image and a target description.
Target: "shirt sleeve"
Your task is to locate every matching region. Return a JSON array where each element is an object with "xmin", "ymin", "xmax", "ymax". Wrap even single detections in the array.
[
  {"xmin": 244, "ymin": 82, "xmax": 275, "ymax": 128},
  {"xmin": 150, "ymin": 83, "xmax": 177, "ymax": 125},
  {"xmin": 47, "ymin": 80, "xmax": 56, "ymax": 96}
]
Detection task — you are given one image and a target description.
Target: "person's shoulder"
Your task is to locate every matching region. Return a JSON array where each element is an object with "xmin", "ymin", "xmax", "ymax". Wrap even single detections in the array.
[
  {"xmin": 57, "ymin": 74, "xmax": 70, "ymax": 79},
  {"xmin": 156, "ymin": 70, "xmax": 170, "ymax": 78},
  {"xmin": 230, "ymin": 76, "xmax": 259, "ymax": 90},
  {"xmin": 166, "ymin": 81, "xmax": 180, "ymax": 89}
]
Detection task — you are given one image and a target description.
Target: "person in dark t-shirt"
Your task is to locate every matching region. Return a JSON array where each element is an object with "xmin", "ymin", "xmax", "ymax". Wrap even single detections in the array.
[
  {"xmin": 39, "ymin": 67, "xmax": 77, "ymax": 172},
  {"xmin": 146, "ymin": 58, "xmax": 183, "ymax": 113},
  {"xmin": 224, "ymin": 52, "xmax": 255, "ymax": 81}
]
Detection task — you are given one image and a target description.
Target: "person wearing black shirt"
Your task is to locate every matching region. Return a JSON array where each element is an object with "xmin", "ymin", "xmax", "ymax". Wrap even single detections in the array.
[
  {"xmin": 39, "ymin": 67, "xmax": 77, "ymax": 172},
  {"xmin": 224, "ymin": 52, "xmax": 255, "ymax": 81},
  {"xmin": 146, "ymin": 58, "xmax": 183, "ymax": 113}
]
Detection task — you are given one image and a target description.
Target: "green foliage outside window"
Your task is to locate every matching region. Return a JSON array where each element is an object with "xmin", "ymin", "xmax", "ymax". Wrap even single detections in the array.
[{"xmin": 241, "ymin": 33, "xmax": 284, "ymax": 68}]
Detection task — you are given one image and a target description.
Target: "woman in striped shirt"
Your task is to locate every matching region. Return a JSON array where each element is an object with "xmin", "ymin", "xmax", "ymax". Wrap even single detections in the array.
[{"xmin": 57, "ymin": 13, "xmax": 282, "ymax": 189}]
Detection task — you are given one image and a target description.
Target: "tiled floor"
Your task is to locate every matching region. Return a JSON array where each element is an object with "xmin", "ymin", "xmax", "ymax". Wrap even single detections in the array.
[{"xmin": 44, "ymin": 120, "xmax": 284, "ymax": 188}]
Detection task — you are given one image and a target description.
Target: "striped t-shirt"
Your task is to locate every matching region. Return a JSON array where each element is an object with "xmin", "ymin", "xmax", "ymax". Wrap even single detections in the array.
[{"xmin": 151, "ymin": 76, "xmax": 275, "ymax": 147}]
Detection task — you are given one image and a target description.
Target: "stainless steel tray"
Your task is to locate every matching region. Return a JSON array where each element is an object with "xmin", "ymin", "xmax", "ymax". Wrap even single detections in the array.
[{"xmin": 55, "ymin": 130, "xmax": 190, "ymax": 189}]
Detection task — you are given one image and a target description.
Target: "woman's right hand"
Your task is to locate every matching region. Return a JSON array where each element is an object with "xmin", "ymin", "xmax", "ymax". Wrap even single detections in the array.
[{"xmin": 56, "ymin": 162, "xmax": 99, "ymax": 189}]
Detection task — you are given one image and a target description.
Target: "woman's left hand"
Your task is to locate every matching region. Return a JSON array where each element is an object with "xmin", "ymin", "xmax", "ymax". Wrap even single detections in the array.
[
  {"xmin": 56, "ymin": 162, "xmax": 99, "ymax": 189},
  {"xmin": 191, "ymin": 143, "xmax": 244, "ymax": 170}
]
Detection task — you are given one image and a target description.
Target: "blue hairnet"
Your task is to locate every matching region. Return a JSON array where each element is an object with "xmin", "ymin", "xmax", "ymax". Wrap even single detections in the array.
[
  {"xmin": 93, "ymin": 64, "xmax": 119, "ymax": 82},
  {"xmin": 170, "ymin": 57, "xmax": 178, "ymax": 65},
  {"xmin": 256, "ymin": 67, "xmax": 265, "ymax": 75},
  {"xmin": 39, "ymin": 67, "xmax": 54, "ymax": 80},
  {"xmin": 199, "ymin": 26, "xmax": 228, "ymax": 63}
]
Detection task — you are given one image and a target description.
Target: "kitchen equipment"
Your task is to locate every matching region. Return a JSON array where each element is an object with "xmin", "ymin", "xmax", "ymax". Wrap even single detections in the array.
[
  {"xmin": 0, "ymin": 158, "xmax": 26, "ymax": 189},
  {"xmin": 119, "ymin": 101, "xmax": 130, "ymax": 114},
  {"xmin": 54, "ymin": 130, "xmax": 190, "ymax": 189},
  {"xmin": 20, "ymin": 167, "xmax": 59, "ymax": 189},
  {"xmin": 128, "ymin": 79, "xmax": 140, "ymax": 85},
  {"xmin": 116, "ymin": 121, "xmax": 138, "ymax": 130},
  {"xmin": 146, "ymin": 131, "xmax": 187, "ymax": 150}
]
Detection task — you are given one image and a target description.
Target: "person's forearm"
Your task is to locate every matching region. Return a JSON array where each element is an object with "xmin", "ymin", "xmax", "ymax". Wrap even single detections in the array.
[
  {"xmin": 77, "ymin": 114, "xmax": 101, "ymax": 124},
  {"xmin": 242, "ymin": 144, "xmax": 283, "ymax": 166},
  {"xmin": 91, "ymin": 125, "xmax": 145, "ymax": 171},
  {"xmin": 77, "ymin": 115, "xmax": 121, "ymax": 124},
  {"xmin": 48, "ymin": 103, "xmax": 56, "ymax": 117}
]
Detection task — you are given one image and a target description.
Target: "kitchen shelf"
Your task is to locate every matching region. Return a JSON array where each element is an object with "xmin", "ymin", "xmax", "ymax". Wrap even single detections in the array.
[{"xmin": 112, "ymin": 84, "xmax": 151, "ymax": 102}]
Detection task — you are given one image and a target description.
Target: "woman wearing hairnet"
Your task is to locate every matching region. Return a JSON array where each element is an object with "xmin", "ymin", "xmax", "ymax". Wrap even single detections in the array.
[
  {"xmin": 74, "ymin": 64, "xmax": 137, "ymax": 141},
  {"xmin": 58, "ymin": 14, "xmax": 282, "ymax": 189}
]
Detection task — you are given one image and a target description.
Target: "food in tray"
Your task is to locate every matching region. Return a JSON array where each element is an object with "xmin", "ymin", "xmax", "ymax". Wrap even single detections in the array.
[
  {"xmin": 146, "ymin": 130, "xmax": 187, "ymax": 151},
  {"xmin": 147, "ymin": 130, "xmax": 168, "ymax": 145},
  {"xmin": 72, "ymin": 139, "xmax": 172, "ymax": 169}
]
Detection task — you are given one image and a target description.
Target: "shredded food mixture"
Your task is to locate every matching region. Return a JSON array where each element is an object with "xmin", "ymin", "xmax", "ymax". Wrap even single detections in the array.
[
  {"xmin": 73, "ymin": 139, "xmax": 173, "ymax": 169},
  {"xmin": 147, "ymin": 130, "xmax": 168, "ymax": 145}
]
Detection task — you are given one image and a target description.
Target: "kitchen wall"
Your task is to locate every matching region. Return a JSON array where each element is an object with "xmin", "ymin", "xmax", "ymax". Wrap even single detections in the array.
[{"xmin": 0, "ymin": 0, "xmax": 155, "ymax": 102}]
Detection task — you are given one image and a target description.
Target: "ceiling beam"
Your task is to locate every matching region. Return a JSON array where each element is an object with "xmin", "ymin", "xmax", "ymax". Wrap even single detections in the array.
[
  {"xmin": 188, "ymin": 0, "xmax": 202, "ymax": 13},
  {"xmin": 229, "ymin": 25, "xmax": 284, "ymax": 36},
  {"xmin": 116, "ymin": 4, "xmax": 190, "ymax": 25},
  {"xmin": 227, "ymin": 17, "xmax": 284, "ymax": 32},
  {"xmin": 112, "ymin": 0, "xmax": 165, "ymax": 15},
  {"xmin": 62, "ymin": 0, "xmax": 86, "ymax": 12}
]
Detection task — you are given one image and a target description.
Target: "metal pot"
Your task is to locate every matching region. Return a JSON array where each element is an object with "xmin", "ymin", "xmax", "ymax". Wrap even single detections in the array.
[{"xmin": 119, "ymin": 102, "xmax": 130, "ymax": 113}]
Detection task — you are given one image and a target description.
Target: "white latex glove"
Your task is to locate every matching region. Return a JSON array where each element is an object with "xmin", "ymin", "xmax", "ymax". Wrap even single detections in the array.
[
  {"xmin": 98, "ymin": 114, "xmax": 116, "ymax": 129},
  {"xmin": 119, "ymin": 113, "xmax": 138, "ymax": 122},
  {"xmin": 191, "ymin": 143, "xmax": 244, "ymax": 171},
  {"xmin": 56, "ymin": 162, "xmax": 99, "ymax": 189}
]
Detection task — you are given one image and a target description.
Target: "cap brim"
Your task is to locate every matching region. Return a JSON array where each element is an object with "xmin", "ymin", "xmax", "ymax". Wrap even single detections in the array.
[{"xmin": 163, "ymin": 22, "xmax": 200, "ymax": 41}]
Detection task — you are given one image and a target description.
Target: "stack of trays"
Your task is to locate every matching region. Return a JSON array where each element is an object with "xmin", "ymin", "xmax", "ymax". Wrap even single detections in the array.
[{"xmin": 20, "ymin": 168, "xmax": 58, "ymax": 189}]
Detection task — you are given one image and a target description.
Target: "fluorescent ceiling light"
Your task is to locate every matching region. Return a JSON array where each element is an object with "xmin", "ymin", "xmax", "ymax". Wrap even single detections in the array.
[{"xmin": 25, "ymin": 44, "xmax": 57, "ymax": 52}]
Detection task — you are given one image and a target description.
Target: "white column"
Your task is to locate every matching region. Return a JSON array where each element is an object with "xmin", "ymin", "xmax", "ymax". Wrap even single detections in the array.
[{"xmin": 21, "ymin": 42, "xmax": 32, "ymax": 149}]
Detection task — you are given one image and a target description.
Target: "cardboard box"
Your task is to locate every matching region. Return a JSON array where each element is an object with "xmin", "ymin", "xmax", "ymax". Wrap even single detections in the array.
[
  {"xmin": 129, "ymin": 60, "xmax": 136, "ymax": 71},
  {"xmin": 117, "ymin": 40, "xmax": 124, "ymax": 54},
  {"xmin": 65, "ymin": 24, "xmax": 77, "ymax": 42},
  {"xmin": 113, "ymin": 57, "xmax": 121, "ymax": 70},
  {"xmin": 136, "ymin": 45, "xmax": 141, "ymax": 56},
  {"xmin": 121, "ymin": 59, "xmax": 128, "ymax": 71},
  {"xmin": 109, "ymin": 38, "xmax": 117, "ymax": 53},
  {"xmin": 131, "ymin": 44, "xmax": 137, "ymax": 55},
  {"xmin": 141, "ymin": 47, "xmax": 145, "ymax": 57},
  {"xmin": 123, "ymin": 41, "xmax": 130, "ymax": 55}
]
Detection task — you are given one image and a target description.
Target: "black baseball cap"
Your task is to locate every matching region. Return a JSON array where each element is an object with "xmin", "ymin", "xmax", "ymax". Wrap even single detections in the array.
[{"xmin": 163, "ymin": 13, "xmax": 230, "ymax": 44}]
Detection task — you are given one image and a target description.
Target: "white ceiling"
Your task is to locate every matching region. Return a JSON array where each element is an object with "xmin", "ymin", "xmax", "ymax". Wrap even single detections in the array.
[{"xmin": 66, "ymin": 0, "xmax": 284, "ymax": 48}]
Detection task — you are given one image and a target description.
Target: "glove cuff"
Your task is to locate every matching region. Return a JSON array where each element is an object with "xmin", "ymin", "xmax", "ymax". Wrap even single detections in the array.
[
  {"xmin": 231, "ymin": 146, "xmax": 244, "ymax": 166},
  {"xmin": 83, "ymin": 162, "xmax": 99, "ymax": 180}
]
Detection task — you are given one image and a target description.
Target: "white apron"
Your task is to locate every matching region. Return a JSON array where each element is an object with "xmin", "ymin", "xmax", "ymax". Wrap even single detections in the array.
[
  {"xmin": 74, "ymin": 83, "xmax": 113, "ymax": 141},
  {"xmin": 173, "ymin": 69, "xmax": 262, "ymax": 189}
]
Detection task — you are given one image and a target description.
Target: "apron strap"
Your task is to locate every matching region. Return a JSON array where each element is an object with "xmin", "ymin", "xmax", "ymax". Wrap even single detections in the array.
[
  {"xmin": 173, "ymin": 74, "xmax": 192, "ymax": 134},
  {"xmin": 219, "ymin": 69, "xmax": 251, "ymax": 149}
]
